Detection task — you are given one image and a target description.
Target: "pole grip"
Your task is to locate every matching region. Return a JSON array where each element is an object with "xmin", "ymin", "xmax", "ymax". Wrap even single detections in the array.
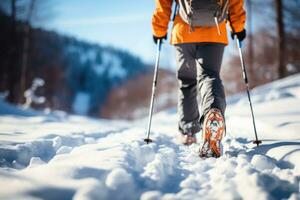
[{"xmin": 158, "ymin": 39, "xmax": 162, "ymax": 51}]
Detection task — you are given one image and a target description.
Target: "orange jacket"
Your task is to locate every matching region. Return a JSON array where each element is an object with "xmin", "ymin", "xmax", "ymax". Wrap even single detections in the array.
[{"xmin": 152, "ymin": 0, "xmax": 246, "ymax": 45}]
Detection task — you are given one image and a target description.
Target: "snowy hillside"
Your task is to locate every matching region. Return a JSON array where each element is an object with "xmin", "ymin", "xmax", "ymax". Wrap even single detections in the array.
[
  {"xmin": 0, "ymin": 74, "xmax": 300, "ymax": 200},
  {"xmin": 0, "ymin": 11, "xmax": 148, "ymax": 117}
]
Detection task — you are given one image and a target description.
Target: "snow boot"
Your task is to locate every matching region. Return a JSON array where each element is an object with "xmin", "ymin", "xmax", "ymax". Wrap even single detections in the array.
[
  {"xmin": 180, "ymin": 133, "xmax": 197, "ymax": 146},
  {"xmin": 199, "ymin": 108, "xmax": 225, "ymax": 158}
]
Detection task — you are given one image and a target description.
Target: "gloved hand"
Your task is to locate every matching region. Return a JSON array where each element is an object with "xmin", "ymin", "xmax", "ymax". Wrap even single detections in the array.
[
  {"xmin": 153, "ymin": 34, "xmax": 167, "ymax": 44},
  {"xmin": 231, "ymin": 29, "xmax": 246, "ymax": 42}
]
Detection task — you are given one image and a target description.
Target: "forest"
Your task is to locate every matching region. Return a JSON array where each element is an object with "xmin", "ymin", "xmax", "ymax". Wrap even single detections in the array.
[{"xmin": 0, "ymin": 0, "xmax": 150, "ymax": 117}]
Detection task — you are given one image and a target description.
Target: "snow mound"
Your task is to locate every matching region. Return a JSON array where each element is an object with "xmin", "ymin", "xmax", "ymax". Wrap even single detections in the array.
[
  {"xmin": 251, "ymin": 154, "xmax": 277, "ymax": 171},
  {"xmin": 56, "ymin": 146, "xmax": 73, "ymax": 154},
  {"xmin": 28, "ymin": 157, "xmax": 46, "ymax": 167},
  {"xmin": 140, "ymin": 191, "xmax": 162, "ymax": 200},
  {"xmin": 105, "ymin": 168, "xmax": 134, "ymax": 192}
]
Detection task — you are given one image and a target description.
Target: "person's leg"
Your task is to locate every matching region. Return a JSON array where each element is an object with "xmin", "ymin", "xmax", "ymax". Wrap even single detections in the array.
[
  {"xmin": 195, "ymin": 43, "xmax": 226, "ymax": 157},
  {"xmin": 175, "ymin": 43, "xmax": 201, "ymax": 140},
  {"xmin": 195, "ymin": 43, "xmax": 226, "ymax": 126}
]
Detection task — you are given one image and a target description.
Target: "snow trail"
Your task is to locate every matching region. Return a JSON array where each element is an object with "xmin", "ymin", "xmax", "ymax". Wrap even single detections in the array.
[
  {"xmin": 0, "ymin": 115, "xmax": 299, "ymax": 200},
  {"xmin": 0, "ymin": 74, "xmax": 300, "ymax": 199}
]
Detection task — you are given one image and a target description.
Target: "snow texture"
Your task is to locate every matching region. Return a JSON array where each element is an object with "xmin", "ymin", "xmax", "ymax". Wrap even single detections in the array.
[{"xmin": 0, "ymin": 74, "xmax": 300, "ymax": 200}]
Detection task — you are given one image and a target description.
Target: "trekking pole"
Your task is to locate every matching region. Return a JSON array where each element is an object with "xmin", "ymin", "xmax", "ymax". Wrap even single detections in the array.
[
  {"xmin": 144, "ymin": 39, "xmax": 162, "ymax": 144},
  {"xmin": 235, "ymin": 36, "xmax": 262, "ymax": 147}
]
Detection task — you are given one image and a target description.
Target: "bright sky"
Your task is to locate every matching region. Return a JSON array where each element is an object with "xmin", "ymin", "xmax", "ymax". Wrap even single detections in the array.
[{"xmin": 41, "ymin": 0, "xmax": 176, "ymax": 69}]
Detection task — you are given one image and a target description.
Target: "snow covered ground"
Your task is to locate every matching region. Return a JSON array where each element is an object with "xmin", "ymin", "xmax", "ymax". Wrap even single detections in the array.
[{"xmin": 0, "ymin": 74, "xmax": 300, "ymax": 200}]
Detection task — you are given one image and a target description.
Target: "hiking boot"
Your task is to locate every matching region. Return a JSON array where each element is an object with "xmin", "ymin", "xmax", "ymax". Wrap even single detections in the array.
[
  {"xmin": 199, "ymin": 108, "xmax": 225, "ymax": 158},
  {"xmin": 180, "ymin": 133, "xmax": 197, "ymax": 146}
]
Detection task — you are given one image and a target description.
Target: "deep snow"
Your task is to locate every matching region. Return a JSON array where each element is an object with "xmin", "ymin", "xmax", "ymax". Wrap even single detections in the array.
[{"xmin": 0, "ymin": 74, "xmax": 300, "ymax": 200}]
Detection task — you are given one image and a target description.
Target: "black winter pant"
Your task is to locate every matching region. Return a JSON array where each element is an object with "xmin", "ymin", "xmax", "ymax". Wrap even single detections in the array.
[{"xmin": 175, "ymin": 43, "xmax": 226, "ymax": 135}]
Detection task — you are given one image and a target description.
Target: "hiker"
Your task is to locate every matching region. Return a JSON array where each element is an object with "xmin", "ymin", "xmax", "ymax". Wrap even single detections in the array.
[{"xmin": 152, "ymin": 0, "xmax": 246, "ymax": 157}]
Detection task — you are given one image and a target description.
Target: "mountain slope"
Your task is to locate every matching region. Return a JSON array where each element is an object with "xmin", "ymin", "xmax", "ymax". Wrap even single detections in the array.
[{"xmin": 0, "ymin": 12, "xmax": 148, "ymax": 117}]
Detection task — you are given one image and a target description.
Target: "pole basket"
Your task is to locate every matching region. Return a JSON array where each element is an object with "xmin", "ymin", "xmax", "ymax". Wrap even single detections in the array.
[
  {"xmin": 144, "ymin": 138, "xmax": 153, "ymax": 144},
  {"xmin": 253, "ymin": 140, "xmax": 262, "ymax": 146}
]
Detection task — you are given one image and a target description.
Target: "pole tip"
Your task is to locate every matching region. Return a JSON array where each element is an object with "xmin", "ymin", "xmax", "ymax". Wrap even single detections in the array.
[
  {"xmin": 253, "ymin": 140, "xmax": 262, "ymax": 146},
  {"xmin": 144, "ymin": 138, "xmax": 153, "ymax": 144}
]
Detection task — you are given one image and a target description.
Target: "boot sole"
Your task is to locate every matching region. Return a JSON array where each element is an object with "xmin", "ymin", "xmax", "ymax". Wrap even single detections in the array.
[{"xmin": 200, "ymin": 108, "xmax": 225, "ymax": 158}]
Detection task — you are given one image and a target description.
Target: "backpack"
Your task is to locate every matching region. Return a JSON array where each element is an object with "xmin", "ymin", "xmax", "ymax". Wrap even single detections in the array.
[{"xmin": 178, "ymin": 0, "xmax": 229, "ymax": 33}]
